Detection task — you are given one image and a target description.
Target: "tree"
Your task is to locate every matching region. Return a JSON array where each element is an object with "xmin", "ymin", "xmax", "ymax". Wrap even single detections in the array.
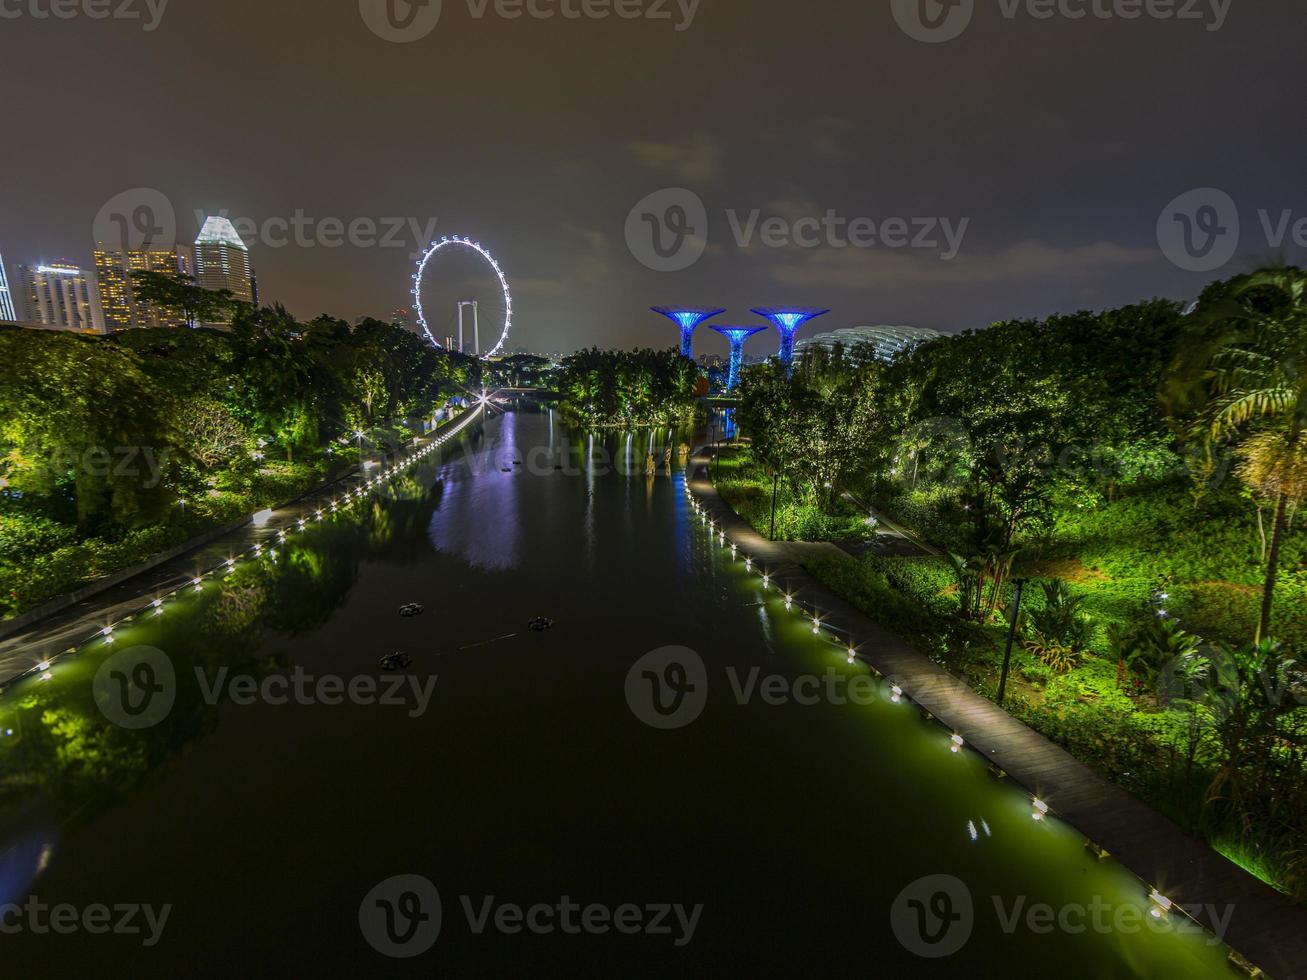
[
  {"xmin": 738, "ymin": 346, "xmax": 886, "ymax": 508},
  {"xmin": 130, "ymin": 270, "xmax": 241, "ymax": 329},
  {"xmin": 1183, "ymin": 267, "xmax": 1307, "ymax": 642}
]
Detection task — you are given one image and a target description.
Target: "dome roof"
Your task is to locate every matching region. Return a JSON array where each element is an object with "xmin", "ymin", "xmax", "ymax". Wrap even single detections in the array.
[{"xmin": 795, "ymin": 325, "xmax": 941, "ymax": 361}]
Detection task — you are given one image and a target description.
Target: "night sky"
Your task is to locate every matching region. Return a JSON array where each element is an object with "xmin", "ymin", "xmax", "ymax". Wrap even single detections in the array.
[{"xmin": 2, "ymin": 0, "xmax": 1304, "ymax": 355}]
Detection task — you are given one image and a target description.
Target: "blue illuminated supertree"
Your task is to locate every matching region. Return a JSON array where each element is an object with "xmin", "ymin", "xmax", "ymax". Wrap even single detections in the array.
[
  {"xmin": 709, "ymin": 326, "xmax": 767, "ymax": 391},
  {"xmin": 651, "ymin": 307, "xmax": 726, "ymax": 360},
  {"xmin": 752, "ymin": 307, "xmax": 831, "ymax": 372}
]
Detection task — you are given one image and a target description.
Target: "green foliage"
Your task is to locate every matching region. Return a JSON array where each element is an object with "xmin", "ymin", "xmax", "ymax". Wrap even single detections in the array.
[
  {"xmin": 0, "ymin": 308, "xmax": 470, "ymax": 619},
  {"xmin": 738, "ymin": 346, "xmax": 888, "ymax": 508},
  {"xmin": 129, "ymin": 270, "xmax": 241, "ymax": 329},
  {"xmin": 714, "ymin": 447, "xmax": 869, "ymax": 541},
  {"xmin": 731, "ymin": 276, "xmax": 1307, "ymax": 899},
  {"xmin": 1025, "ymin": 580, "xmax": 1092, "ymax": 653},
  {"xmin": 557, "ymin": 347, "xmax": 697, "ymax": 427},
  {"xmin": 1108, "ymin": 616, "xmax": 1201, "ymax": 693}
]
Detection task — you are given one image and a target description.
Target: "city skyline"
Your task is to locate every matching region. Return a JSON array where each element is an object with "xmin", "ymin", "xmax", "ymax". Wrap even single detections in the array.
[{"xmin": 0, "ymin": 4, "xmax": 1302, "ymax": 357}]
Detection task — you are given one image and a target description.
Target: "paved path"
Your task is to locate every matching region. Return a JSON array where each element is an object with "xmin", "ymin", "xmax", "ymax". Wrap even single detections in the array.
[
  {"xmin": 688, "ymin": 448, "xmax": 1306, "ymax": 980},
  {"xmin": 840, "ymin": 489, "xmax": 941, "ymax": 557},
  {"xmin": 0, "ymin": 408, "xmax": 486, "ymax": 690}
]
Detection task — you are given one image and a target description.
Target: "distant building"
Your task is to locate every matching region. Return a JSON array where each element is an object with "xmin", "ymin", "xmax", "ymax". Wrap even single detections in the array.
[
  {"xmin": 17, "ymin": 262, "xmax": 105, "ymax": 333},
  {"xmin": 697, "ymin": 353, "xmax": 723, "ymax": 370},
  {"xmin": 194, "ymin": 216, "xmax": 254, "ymax": 325},
  {"xmin": 795, "ymin": 325, "xmax": 942, "ymax": 363},
  {"xmin": 0, "ymin": 251, "xmax": 16, "ymax": 322},
  {"xmin": 93, "ymin": 244, "xmax": 192, "ymax": 330}
]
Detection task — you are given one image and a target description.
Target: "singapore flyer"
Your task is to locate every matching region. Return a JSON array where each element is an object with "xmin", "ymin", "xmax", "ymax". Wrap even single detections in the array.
[{"xmin": 412, "ymin": 236, "xmax": 513, "ymax": 359}]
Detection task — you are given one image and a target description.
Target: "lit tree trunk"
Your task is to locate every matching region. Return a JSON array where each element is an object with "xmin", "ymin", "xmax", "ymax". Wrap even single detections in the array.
[{"xmin": 1257, "ymin": 492, "xmax": 1288, "ymax": 643}]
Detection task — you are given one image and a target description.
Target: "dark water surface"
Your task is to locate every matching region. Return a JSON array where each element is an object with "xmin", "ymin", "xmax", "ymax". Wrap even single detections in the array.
[{"xmin": 0, "ymin": 409, "xmax": 1232, "ymax": 977}]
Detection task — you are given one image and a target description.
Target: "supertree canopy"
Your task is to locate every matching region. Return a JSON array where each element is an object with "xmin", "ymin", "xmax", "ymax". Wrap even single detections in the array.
[
  {"xmin": 709, "ymin": 326, "xmax": 768, "ymax": 391},
  {"xmin": 752, "ymin": 307, "xmax": 831, "ymax": 371},
  {"xmin": 651, "ymin": 307, "xmax": 726, "ymax": 360}
]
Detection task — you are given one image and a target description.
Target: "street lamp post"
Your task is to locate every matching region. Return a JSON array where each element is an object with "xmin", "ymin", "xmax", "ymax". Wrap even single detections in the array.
[
  {"xmin": 997, "ymin": 578, "xmax": 1028, "ymax": 707},
  {"xmin": 769, "ymin": 467, "xmax": 780, "ymax": 540}
]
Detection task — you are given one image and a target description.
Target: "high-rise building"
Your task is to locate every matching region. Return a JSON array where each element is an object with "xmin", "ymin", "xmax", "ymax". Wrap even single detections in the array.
[
  {"xmin": 93, "ymin": 244, "xmax": 192, "ymax": 330},
  {"xmin": 194, "ymin": 216, "xmax": 254, "ymax": 326},
  {"xmin": 0, "ymin": 252, "xmax": 17, "ymax": 322},
  {"xmin": 17, "ymin": 262, "xmax": 105, "ymax": 333}
]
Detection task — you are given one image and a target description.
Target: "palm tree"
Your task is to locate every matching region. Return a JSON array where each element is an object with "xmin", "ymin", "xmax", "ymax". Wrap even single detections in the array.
[{"xmin": 1191, "ymin": 267, "xmax": 1307, "ymax": 642}]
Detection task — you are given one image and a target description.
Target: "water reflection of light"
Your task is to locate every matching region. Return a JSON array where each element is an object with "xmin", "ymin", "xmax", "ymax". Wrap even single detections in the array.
[
  {"xmin": 429, "ymin": 412, "xmax": 521, "ymax": 571},
  {"xmin": 0, "ymin": 833, "xmax": 57, "ymax": 907}
]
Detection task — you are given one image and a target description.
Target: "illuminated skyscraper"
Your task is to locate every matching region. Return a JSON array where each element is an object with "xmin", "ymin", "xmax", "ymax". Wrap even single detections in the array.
[
  {"xmin": 709, "ymin": 326, "xmax": 767, "ymax": 391},
  {"xmin": 94, "ymin": 244, "xmax": 192, "ymax": 330},
  {"xmin": 17, "ymin": 263, "xmax": 105, "ymax": 333},
  {"xmin": 651, "ymin": 307, "xmax": 726, "ymax": 360},
  {"xmin": 0, "ymin": 252, "xmax": 16, "ymax": 321},
  {"xmin": 194, "ymin": 216, "xmax": 254, "ymax": 326},
  {"xmin": 752, "ymin": 307, "xmax": 831, "ymax": 372}
]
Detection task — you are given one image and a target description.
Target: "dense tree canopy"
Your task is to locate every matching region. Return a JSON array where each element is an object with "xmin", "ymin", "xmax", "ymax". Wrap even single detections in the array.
[
  {"xmin": 0, "ymin": 307, "xmax": 478, "ymax": 616},
  {"xmin": 557, "ymin": 348, "xmax": 697, "ymax": 427}
]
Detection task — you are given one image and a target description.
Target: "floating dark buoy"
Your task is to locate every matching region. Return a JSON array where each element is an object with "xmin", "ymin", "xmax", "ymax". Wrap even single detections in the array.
[
  {"xmin": 528, "ymin": 617, "xmax": 555, "ymax": 632},
  {"xmin": 399, "ymin": 603, "xmax": 424, "ymax": 618},
  {"xmin": 380, "ymin": 651, "xmax": 412, "ymax": 672}
]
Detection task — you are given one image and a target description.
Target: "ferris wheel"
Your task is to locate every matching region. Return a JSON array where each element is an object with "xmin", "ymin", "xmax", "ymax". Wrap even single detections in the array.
[{"xmin": 412, "ymin": 236, "xmax": 513, "ymax": 358}]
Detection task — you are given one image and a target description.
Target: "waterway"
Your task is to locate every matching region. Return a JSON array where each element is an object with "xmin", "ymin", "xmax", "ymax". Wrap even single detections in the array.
[{"xmin": 0, "ymin": 408, "xmax": 1233, "ymax": 976}]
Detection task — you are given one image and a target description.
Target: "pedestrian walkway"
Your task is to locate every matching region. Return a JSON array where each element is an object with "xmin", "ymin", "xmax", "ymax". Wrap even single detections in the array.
[
  {"xmin": 0, "ymin": 409, "xmax": 485, "ymax": 689},
  {"xmin": 688, "ymin": 447, "xmax": 1306, "ymax": 980}
]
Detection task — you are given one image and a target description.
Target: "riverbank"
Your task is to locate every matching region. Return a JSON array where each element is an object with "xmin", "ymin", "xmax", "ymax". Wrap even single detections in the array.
[
  {"xmin": 691, "ymin": 443, "xmax": 1307, "ymax": 979},
  {"xmin": 0, "ymin": 406, "xmax": 485, "ymax": 690},
  {"xmin": 714, "ymin": 441, "xmax": 1307, "ymax": 906}
]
